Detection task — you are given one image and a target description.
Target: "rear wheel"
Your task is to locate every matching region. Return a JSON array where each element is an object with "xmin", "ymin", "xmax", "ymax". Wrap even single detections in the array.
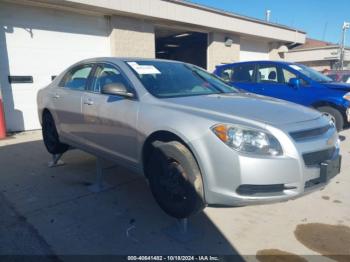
[
  {"xmin": 42, "ymin": 111, "xmax": 69, "ymax": 154},
  {"xmin": 317, "ymin": 106, "xmax": 344, "ymax": 131},
  {"xmin": 146, "ymin": 141, "xmax": 205, "ymax": 218}
]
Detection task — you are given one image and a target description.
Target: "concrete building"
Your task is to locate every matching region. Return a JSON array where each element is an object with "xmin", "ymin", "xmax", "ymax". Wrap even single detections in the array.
[
  {"xmin": 285, "ymin": 38, "xmax": 350, "ymax": 71},
  {"xmin": 0, "ymin": 0, "xmax": 306, "ymax": 132}
]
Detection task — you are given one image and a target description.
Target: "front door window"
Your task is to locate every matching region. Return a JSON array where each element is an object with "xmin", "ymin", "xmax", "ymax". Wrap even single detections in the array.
[{"xmin": 91, "ymin": 64, "xmax": 129, "ymax": 93}]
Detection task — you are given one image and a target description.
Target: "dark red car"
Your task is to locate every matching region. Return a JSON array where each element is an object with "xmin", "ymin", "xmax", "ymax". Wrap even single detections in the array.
[{"xmin": 325, "ymin": 70, "xmax": 350, "ymax": 83}]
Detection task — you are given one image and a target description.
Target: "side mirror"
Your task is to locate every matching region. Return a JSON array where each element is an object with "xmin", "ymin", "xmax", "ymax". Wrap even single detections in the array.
[
  {"xmin": 101, "ymin": 82, "xmax": 134, "ymax": 98},
  {"xmin": 289, "ymin": 78, "xmax": 300, "ymax": 89}
]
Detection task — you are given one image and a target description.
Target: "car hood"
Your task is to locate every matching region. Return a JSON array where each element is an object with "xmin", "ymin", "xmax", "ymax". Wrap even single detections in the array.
[
  {"xmin": 323, "ymin": 82, "xmax": 350, "ymax": 91},
  {"xmin": 163, "ymin": 93, "xmax": 321, "ymax": 126}
]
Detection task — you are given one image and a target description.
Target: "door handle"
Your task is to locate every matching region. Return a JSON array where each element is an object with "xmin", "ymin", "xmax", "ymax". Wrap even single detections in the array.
[
  {"xmin": 84, "ymin": 98, "xmax": 94, "ymax": 105},
  {"xmin": 52, "ymin": 93, "xmax": 60, "ymax": 99}
]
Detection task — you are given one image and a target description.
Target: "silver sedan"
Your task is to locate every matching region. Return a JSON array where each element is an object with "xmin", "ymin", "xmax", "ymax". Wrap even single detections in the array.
[{"xmin": 37, "ymin": 58, "xmax": 341, "ymax": 218}]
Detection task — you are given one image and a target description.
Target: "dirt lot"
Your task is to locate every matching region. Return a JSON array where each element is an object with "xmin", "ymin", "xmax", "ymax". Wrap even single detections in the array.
[{"xmin": 0, "ymin": 129, "xmax": 349, "ymax": 261}]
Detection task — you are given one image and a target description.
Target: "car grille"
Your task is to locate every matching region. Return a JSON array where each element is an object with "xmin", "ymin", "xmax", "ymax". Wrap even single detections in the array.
[
  {"xmin": 302, "ymin": 147, "xmax": 336, "ymax": 166},
  {"xmin": 290, "ymin": 125, "xmax": 331, "ymax": 141}
]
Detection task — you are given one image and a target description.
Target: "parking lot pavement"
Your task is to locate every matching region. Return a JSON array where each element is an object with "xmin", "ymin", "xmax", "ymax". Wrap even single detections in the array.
[{"xmin": 0, "ymin": 130, "xmax": 349, "ymax": 261}]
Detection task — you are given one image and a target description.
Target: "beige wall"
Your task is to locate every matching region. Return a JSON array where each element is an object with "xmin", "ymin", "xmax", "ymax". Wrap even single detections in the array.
[
  {"xmin": 110, "ymin": 15, "xmax": 155, "ymax": 58},
  {"xmin": 207, "ymin": 32, "xmax": 240, "ymax": 71},
  {"xmin": 240, "ymin": 38, "xmax": 269, "ymax": 61},
  {"xmin": 269, "ymin": 42, "xmax": 284, "ymax": 60},
  {"xmin": 285, "ymin": 47, "xmax": 339, "ymax": 63},
  {"xmin": 52, "ymin": 0, "xmax": 305, "ymax": 43}
]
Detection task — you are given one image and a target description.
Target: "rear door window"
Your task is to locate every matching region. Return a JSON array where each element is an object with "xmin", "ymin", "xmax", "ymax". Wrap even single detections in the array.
[
  {"xmin": 60, "ymin": 65, "xmax": 93, "ymax": 91},
  {"xmin": 257, "ymin": 64, "xmax": 280, "ymax": 83}
]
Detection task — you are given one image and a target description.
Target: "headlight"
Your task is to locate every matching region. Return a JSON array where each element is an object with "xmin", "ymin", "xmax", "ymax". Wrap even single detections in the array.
[
  {"xmin": 344, "ymin": 92, "xmax": 350, "ymax": 102},
  {"xmin": 212, "ymin": 124, "xmax": 283, "ymax": 156}
]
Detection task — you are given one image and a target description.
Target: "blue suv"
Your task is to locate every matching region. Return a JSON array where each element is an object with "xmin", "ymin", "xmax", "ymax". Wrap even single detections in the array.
[{"xmin": 214, "ymin": 61, "xmax": 350, "ymax": 131}]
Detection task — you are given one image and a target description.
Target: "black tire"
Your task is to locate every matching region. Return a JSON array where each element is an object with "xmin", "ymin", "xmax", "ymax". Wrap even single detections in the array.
[
  {"xmin": 317, "ymin": 106, "xmax": 344, "ymax": 131},
  {"xmin": 146, "ymin": 141, "xmax": 205, "ymax": 218},
  {"xmin": 42, "ymin": 111, "xmax": 69, "ymax": 154}
]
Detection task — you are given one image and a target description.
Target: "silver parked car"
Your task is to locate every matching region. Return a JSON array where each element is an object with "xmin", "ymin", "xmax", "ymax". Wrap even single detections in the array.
[{"xmin": 37, "ymin": 58, "xmax": 341, "ymax": 218}]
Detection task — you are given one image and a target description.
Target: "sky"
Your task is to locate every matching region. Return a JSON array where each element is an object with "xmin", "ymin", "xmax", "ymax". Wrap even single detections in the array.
[{"xmin": 188, "ymin": 0, "xmax": 350, "ymax": 45}]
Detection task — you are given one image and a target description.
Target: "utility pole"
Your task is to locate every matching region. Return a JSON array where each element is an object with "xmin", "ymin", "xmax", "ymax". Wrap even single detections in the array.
[
  {"xmin": 0, "ymin": 81, "xmax": 6, "ymax": 139},
  {"xmin": 266, "ymin": 10, "xmax": 271, "ymax": 22},
  {"xmin": 322, "ymin": 22, "xmax": 328, "ymax": 41},
  {"xmin": 340, "ymin": 22, "xmax": 350, "ymax": 70}
]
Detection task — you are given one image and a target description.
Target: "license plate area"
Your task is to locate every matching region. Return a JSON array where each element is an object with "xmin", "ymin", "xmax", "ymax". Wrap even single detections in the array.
[{"xmin": 320, "ymin": 155, "xmax": 342, "ymax": 183}]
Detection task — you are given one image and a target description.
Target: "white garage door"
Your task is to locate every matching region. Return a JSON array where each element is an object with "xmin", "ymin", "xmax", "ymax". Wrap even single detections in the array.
[
  {"xmin": 0, "ymin": 2, "xmax": 111, "ymax": 131},
  {"xmin": 240, "ymin": 38, "xmax": 269, "ymax": 61}
]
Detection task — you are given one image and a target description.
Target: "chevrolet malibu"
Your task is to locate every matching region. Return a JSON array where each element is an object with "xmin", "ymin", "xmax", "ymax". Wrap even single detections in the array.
[{"xmin": 37, "ymin": 58, "xmax": 341, "ymax": 218}]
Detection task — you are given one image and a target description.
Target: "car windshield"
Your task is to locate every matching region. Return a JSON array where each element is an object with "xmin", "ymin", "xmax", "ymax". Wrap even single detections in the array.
[
  {"xmin": 126, "ymin": 60, "xmax": 238, "ymax": 98},
  {"xmin": 289, "ymin": 64, "xmax": 333, "ymax": 83},
  {"xmin": 327, "ymin": 74, "xmax": 337, "ymax": 81}
]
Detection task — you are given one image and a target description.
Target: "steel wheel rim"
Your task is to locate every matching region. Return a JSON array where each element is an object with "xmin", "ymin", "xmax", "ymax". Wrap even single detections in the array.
[
  {"xmin": 323, "ymin": 112, "xmax": 336, "ymax": 125},
  {"xmin": 160, "ymin": 160, "xmax": 188, "ymax": 203}
]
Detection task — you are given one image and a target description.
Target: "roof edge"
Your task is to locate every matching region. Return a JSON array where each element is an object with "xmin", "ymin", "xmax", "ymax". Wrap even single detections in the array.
[
  {"xmin": 289, "ymin": 45, "xmax": 350, "ymax": 52},
  {"xmin": 163, "ymin": 0, "xmax": 306, "ymax": 34}
]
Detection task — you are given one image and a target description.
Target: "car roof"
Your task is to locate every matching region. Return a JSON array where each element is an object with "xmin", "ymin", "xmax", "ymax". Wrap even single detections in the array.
[
  {"xmin": 215, "ymin": 60, "xmax": 298, "ymax": 69},
  {"xmin": 63, "ymin": 57, "xmax": 187, "ymax": 73},
  {"xmin": 74, "ymin": 57, "xmax": 185, "ymax": 65}
]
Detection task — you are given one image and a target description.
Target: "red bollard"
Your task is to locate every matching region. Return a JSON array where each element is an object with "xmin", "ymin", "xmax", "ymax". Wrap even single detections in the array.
[{"xmin": 0, "ymin": 98, "xmax": 6, "ymax": 139}]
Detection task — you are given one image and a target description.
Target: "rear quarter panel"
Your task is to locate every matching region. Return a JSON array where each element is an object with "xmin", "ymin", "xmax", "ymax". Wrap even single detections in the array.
[{"xmin": 36, "ymin": 75, "xmax": 65, "ymax": 130}]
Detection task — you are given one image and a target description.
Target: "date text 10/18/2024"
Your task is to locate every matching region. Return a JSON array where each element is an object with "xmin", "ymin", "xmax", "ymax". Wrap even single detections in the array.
[{"xmin": 127, "ymin": 256, "xmax": 221, "ymax": 261}]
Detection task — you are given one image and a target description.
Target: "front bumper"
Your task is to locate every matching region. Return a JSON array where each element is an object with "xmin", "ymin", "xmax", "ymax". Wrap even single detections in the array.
[
  {"xmin": 191, "ymin": 119, "xmax": 341, "ymax": 207},
  {"xmin": 346, "ymin": 108, "xmax": 350, "ymax": 123},
  {"xmin": 205, "ymin": 152, "xmax": 340, "ymax": 207},
  {"xmin": 235, "ymin": 153, "xmax": 341, "ymax": 206}
]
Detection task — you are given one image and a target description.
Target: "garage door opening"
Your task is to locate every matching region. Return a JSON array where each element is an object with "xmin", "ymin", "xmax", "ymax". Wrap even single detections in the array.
[{"xmin": 155, "ymin": 27, "xmax": 207, "ymax": 69}]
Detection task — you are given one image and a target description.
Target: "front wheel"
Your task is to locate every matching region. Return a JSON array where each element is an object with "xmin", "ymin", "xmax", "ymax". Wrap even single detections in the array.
[
  {"xmin": 317, "ymin": 106, "xmax": 344, "ymax": 131},
  {"xmin": 42, "ymin": 111, "xmax": 69, "ymax": 154},
  {"xmin": 146, "ymin": 141, "xmax": 205, "ymax": 218}
]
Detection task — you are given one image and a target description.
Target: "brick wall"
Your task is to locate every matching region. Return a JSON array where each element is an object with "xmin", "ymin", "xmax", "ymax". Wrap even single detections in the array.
[
  {"xmin": 110, "ymin": 16, "xmax": 155, "ymax": 58},
  {"xmin": 207, "ymin": 32, "xmax": 240, "ymax": 71}
]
